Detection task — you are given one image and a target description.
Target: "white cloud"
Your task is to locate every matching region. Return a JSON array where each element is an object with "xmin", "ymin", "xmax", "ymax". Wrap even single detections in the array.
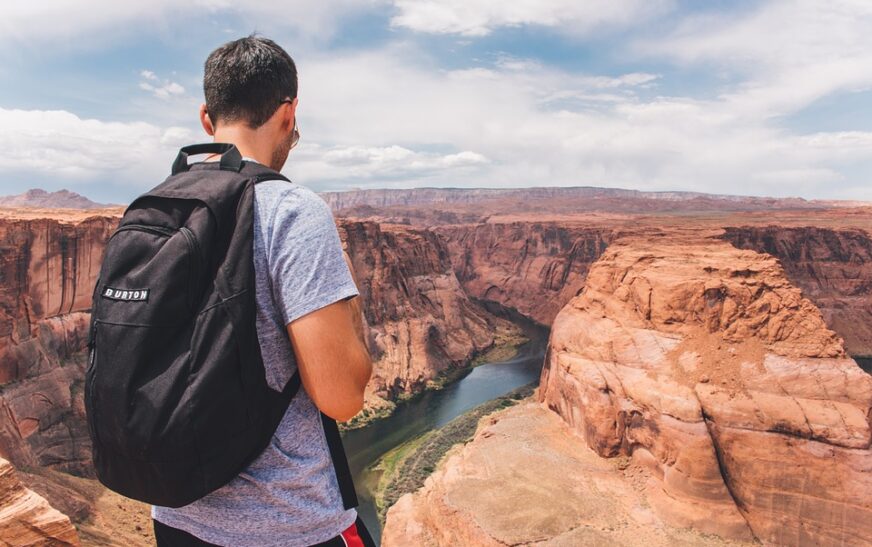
[
  {"xmin": 160, "ymin": 126, "xmax": 196, "ymax": 147},
  {"xmin": 0, "ymin": 0, "xmax": 385, "ymax": 48},
  {"xmin": 643, "ymin": 0, "xmax": 872, "ymax": 119},
  {"xmin": 283, "ymin": 43, "xmax": 872, "ymax": 198},
  {"xmin": 0, "ymin": 0, "xmax": 670, "ymax": 45},
  {"xmin": 389, "ymin": 0, "xmax": 674, "ymax": 36},
  {"xmin": 138, "ymin": 70, "xmax": 187, "ymax": 100},
  {"xmin": 4, "ymin": 1, "xmax": 872, "ymax": 200},
  {"xmin": 7, "ymin": 41, "xmax": 872, "ymax": 200},
  {"xmin": 141, "ymin": 81, "xmax": 186, "ymax": 100},
  {"xmin": 0, "ymin": 108, "xmax": 190, "ymax": 182},
  {"xmin": 288, "ymin": 144, "xmax": 488, "ymax": 182}
]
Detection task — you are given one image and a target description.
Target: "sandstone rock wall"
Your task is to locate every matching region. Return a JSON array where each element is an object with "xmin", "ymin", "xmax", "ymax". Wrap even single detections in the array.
[
  {"xmin": 0, "ymin": 457, "xmax": 79, "ymax": 546},
  {"xmin": 722, "ymin": 225, "xmax": 872, "ymax": 356},
  {"xmin": 539, "ymin": 230, "xmax": 872, "ymax": 545},
  {"xmin": 0, "ymin": 217, "xmax": 115, "ymax": 475},
  {"xmin": 340, "ymin": 221, "xmax": 498, "ymax": 403},
  {"xmin": 437, "ymin": 222, "xmax": 615, "ymax": 325},
  {"xmin": 0, "ymin": 217, "xmax": 115, "ymax": 381}
]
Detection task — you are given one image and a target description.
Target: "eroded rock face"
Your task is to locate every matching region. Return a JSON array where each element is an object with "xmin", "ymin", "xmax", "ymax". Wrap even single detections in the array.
[
  {"xmin": 0, "ymin": 214, "xmax": 504, "ymax": 471},
  {"xmin": 0, "ymin": 457, "xmax": 79, "ymax": 546},
  {"xmin": 0, "ymin": 217, "xmax": 116, "ymax": 475},
  {"xmin": 438, "ymin": 222, "xmax": 615, "ymax": 325},
  {"xmin": 722, "ymin": 226, "xmax": 872, "ymax": 356},
  {"xmin": 539, "ymin": 230, "xmax": 872, "ymax": 545},
  {"xmin": 340, "ymin": 221, "xmax": 498, "ymax": 403}
]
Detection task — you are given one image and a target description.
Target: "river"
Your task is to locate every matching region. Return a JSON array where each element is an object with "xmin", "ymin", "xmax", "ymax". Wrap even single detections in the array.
[{"xmin": 341, "ymin": 319, "xmax": 548, "ymax": 544}]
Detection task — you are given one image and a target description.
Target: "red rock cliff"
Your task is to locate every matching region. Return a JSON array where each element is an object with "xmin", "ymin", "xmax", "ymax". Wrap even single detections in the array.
[
  {"xmin": 437, "ymin": 222, "xmax": 615, "ymax": 325},
  {"xmin": 722, "ymin": 225, "xmax": 872, "ymax": 356},
  {"xmin": 540, "ymin": 229, "xmax": 872, "ymax": 545},
  {"xmin": 339, "ymin": 221, "xmax": 500, "ymax": 407},
  {"xmin": 0, "ymin": 217, "xmax": 116, "ymax": 475}
]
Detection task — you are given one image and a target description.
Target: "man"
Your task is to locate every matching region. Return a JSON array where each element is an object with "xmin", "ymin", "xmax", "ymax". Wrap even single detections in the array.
[{"xmin": 151, "ymin": 35, "xmax": 375, "ymax": 547}]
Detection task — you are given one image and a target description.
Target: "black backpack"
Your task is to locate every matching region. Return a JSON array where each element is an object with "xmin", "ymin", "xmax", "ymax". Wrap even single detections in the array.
[{"xmin": 84, "ymin": 143, "xmax": 357, "ymax": 509}]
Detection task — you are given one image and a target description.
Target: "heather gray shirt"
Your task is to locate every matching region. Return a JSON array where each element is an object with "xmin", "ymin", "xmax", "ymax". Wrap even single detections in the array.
[{"xmin": 152, "ymin": 176, "xmax": 359, "ymax": 546}]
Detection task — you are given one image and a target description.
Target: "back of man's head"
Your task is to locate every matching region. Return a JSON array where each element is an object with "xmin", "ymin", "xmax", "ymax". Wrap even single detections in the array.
[{"xmin": 204, "ymin": 35, "xmax": 297, "ymax": 130}]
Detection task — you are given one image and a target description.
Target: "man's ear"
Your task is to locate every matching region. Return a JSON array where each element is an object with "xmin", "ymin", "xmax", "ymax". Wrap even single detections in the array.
[{"xmin": 199, "ymin": 103, "xmax": 215, "ymax": 136}]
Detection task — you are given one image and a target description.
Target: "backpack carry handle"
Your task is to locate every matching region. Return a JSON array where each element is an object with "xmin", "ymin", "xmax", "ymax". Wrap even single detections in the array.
[{"xmin": 172, "ymin": 143, "xmax": 243, "ymax": 175}]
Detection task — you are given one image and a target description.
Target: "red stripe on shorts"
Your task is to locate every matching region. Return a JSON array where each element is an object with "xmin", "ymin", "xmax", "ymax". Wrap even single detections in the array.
[{"xmin": 340, "ymin": 522, "xmax": 364, "ymax": 547}]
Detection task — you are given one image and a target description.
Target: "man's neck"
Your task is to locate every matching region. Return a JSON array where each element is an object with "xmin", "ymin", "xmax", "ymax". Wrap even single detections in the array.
[{"xmin": 211, "ymin": 126, "xmax": 274, "ymax": 169}]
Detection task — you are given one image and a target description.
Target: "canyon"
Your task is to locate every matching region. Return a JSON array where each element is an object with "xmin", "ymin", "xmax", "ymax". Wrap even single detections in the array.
[
  {"xmin": 384, "ymin": 228, "xmax": 872, "ymax": 546},
  {"xmin": 2, "ymin": 187, "xmax": 872, "ymax": 545},
  {"xmin": 338, "ymin": 220, "xmax": 511, "ymax": 423}
]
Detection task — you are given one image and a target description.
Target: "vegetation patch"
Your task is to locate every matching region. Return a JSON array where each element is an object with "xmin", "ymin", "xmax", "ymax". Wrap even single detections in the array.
[
  {"xmin": 340, "ymin": 397, "xmax": 396, "ymax": 431},
  {"xmin": 342, "ymin": 320, "xmax": 530, "ymax": 431},
  {"xmin": 373, "ymin": 382, "xmax": 536, "ymax": 522},
  {"xmin": 471, "ymin": 322, "xmax": 529, "ymax": 367}
]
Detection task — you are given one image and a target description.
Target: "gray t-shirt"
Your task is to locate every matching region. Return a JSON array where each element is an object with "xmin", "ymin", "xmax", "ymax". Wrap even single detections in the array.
[{"xmin": 152, "ymin": 176, "xmax": 360, "ymax": 546}]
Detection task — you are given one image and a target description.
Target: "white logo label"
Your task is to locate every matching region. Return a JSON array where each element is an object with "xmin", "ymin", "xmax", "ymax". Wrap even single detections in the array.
[{"xmin": 102, "ymin": 286, "xmax": 149, "ymax": 301}]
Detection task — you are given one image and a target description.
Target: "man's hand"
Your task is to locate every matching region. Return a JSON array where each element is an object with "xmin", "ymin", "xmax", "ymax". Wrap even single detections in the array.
[{"xmin": 286, "ymin": 255, "xmax": 372, "ymax": 422}]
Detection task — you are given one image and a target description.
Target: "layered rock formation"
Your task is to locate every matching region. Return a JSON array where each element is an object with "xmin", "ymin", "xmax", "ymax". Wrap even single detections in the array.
[
  {"xmin": 722, "ymin": 225, "xmax": 872, "ymax": 356},
  {"xmin": 321, "ymin": 186, "xmax": 828, "ymax": 217},
  {"xmin": 438, "ymin": 222, "xmax": 614, "ymax": 325},
  {"xmin": 0, "ymin": 217, "xmax": 116, "ymax": 475},
  {"xmin": 339, "ymin": 221, "xmax": 500, "ymax": 407},
  {"xmin": 0, "ymin": 457, "xmax": 79, "ymax": 546},
  {"xmin": 540, "ymin": 230, "xmax": 872, "ymax": 545}
]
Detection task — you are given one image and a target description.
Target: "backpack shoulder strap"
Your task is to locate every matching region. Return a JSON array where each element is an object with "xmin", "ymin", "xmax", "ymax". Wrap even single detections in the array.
[
  {"xmin": 320, "ymin": 412, "xmax": 359, "ymax": 509},
  {"xmin": 238, "ymin": 160, "xmax": 292, "ymax": 185}
]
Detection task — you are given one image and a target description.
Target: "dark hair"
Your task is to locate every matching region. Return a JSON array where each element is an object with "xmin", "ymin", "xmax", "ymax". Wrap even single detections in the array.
[{"xmin": 203, "ymin": 35, "xmax": 297, "ymax": 129}]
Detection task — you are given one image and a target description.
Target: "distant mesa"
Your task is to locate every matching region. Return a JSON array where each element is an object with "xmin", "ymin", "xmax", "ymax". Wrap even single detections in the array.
[
  {"xmin": 0, "ymin": 188, "xmax": 118, "ymax": 209},
  {"xmin": 320, "ymin": 185, "xmax": 871, "ymax": 220}
]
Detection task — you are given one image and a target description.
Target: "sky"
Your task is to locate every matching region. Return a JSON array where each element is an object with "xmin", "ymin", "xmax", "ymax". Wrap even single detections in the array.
[{"xmin": 1, "ymin": 0, "xmax": 872, "ymax": 204}]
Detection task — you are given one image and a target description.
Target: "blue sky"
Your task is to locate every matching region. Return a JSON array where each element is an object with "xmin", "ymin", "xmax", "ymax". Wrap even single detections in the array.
[{"xmin": 1, "ymin": 0, "xmax": 871, "ymax": 203}]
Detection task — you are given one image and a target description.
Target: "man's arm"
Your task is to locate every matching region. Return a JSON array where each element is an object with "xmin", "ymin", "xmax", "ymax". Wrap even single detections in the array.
[
  {"xmin": 286, "ymin": 252, "xmax": 372, "ymax": 422},
  {"xmin": 287, "ymin": 298, "xmax": 371, "ymax": 422}
]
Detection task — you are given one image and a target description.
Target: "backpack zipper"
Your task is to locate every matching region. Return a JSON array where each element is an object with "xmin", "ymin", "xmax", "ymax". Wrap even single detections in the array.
[
  {"xmin": 180, "ymin": 226, "xmax": 201, "ymax": 311},
  {"xmin": 111, "ymin": 223, "xmax": 177, "ymax": 239}
]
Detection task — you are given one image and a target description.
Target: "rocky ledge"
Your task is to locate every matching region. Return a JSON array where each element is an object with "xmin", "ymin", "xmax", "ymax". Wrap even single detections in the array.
[
  {"xmin": 382, "ymin": 402, "xmax": 754, "ymax": 547},
  {"xmin": 0, "ymin": 457, "xmax": 79, "ymax": 545},
  {"xmin": 541, "ymin": 230, "xmax": 871, "ymax": 545}
]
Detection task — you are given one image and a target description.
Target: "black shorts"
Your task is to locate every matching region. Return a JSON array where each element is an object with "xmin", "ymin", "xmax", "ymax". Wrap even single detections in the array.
[{"xmin": 152, "ymin": 516, "xmax": 377, "ymax": 547}]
